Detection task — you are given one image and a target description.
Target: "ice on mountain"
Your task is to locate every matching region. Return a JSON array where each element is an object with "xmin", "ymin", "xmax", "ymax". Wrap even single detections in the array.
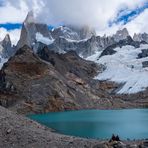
[
  {"xmin": 36, "ymin": 32, "xmax": 54, "ymax": 45},
  {"xmin": 88, "ymin": 44, "xmax": 148, "ymax": 94}
]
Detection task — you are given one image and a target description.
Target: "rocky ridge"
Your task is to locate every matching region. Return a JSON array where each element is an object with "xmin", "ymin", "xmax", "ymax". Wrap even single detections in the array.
[
  {"xmin": 0, "ymin": 45, "xmax": 112, "ymax": 114},
  {"xmin": 0, "ymin": 34, "xmax": 15, "ymax": 58},
  {"xmin": 17, "ymin": 11, "xmax": 53, "ymax": 49}
]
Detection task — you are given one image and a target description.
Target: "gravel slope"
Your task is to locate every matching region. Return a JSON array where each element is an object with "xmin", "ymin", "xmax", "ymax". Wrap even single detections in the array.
[{"xmin": 0, "ymin": 106, "xmax": 105, "ymax": 148}]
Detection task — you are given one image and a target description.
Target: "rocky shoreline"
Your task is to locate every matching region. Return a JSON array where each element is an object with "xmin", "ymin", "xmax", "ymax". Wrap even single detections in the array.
[{"xmin": 0, "ymin": 105, "xmax": 148, "ymax": 148}]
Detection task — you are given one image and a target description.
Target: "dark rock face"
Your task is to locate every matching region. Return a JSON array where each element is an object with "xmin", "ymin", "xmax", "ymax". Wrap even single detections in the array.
[
  {"xmin": 37, "ymin": 47, "xmax": 98, "ymax": 79},
  {"xmin": 100, "ymin": 44, "xmax": 117, "ymax": 57},
  {"xmin": 17, "ymin": 12, "xmax": 52, "ymax": 49},
  {"xmin": 138, "ymin": 49, "xmax": 148, "ymax": 59},
  {"xmin": 142, "ymin": 61, "xmax": 148, "ymax": 68},
  {"xmin": 0, "ymin": 45, "xmax": 113, "ymax": 114},
  {"xmin": 113, "ymin": 28, "xmax": 129, "ymax": 42},
  {"xmin": 16, "ymin": 12, "xmax": 116, "ymax": 58},
  {"xmin": 118, "ymin": 36, "xmax": 140, "ymax": 48},
  {"xmin": 133, "ymin": 33, "xmax": 148, "ymax": 43},
  {"xmin": 0, "ymin": 34, "xmax": 15, "ymax": 58},
  {"xmin": 47, "ymin": 35, "xmax": 115, "ymax": 58},
  {"xmin": 100, "ymin": 36, "xmax": 140, "ymax": 57}
]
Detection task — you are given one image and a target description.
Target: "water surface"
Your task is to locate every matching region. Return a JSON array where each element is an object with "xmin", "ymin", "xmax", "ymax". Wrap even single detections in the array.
[{"xmin": 28, "ymin": 109, "xmax": 148, "ymax": 140}]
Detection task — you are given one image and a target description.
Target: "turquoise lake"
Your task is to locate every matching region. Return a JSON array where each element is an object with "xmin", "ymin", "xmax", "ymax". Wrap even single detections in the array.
[{"xmin": 28, "ymin": 109, "xmax": 148, "ymax": 140}]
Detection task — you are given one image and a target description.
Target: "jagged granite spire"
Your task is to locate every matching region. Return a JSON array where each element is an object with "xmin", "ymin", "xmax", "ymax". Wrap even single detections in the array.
[
  {"xmin": 133, "ymin": 33, "xmax": 148, "ymax": 43},
  {"xmin": 113, "ymin": 28, "xmax": 129, "ymax": 42},
  {"xmin": 3, "ymin": 34, "xmax": 11, "ymax": 43},
  {"xmin": 0, "ymin": 34, "xmax": 13, "ymax": 58},
  {"xmin": 24, "ymin": 11, "xmax": 36, "ymax": 24},
  {"xmin": 17, "ymin": 11, "xmax": 53, "ymax": 49}
]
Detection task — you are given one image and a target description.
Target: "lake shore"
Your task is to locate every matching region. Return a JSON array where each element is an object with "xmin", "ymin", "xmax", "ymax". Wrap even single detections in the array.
[{"xmin": 1, "ymin": 106, "xmax": 148, "ymax": 148}]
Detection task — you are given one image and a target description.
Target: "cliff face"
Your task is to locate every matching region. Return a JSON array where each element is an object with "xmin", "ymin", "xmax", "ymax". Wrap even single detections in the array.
[
  {"xmin": 0, "ymin": 45, "xmax": 112, "ymax": 114},
  {"xmin": 17, "ymin": 12, "xmax": 53, "ymax": 49},
  {"xmin": 1, "ymin": 44, "xmax": 148, "ymax": 114}
]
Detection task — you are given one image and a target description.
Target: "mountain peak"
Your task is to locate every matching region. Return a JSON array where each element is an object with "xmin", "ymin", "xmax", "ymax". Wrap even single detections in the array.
[
  {"xmin": 0, "ymin": 34, "xmax": 13, "ymax": 58},
  {"xmin": 133, "ymin": 33, "xmax": 148, "ymax": 43},
  {"xmin": 113, "ymin": 28, "xmax": 129, "ymax": 42},
  {"xmin": 24, "ymin": 11, "xmax": 36, "ymax": 24},
  {"xmin": 17, "ymin": 11, "xmax": 52, "ymax": 49},
  {"xmin": 2, "ymin": 34, "xmax": 11, "ymax": 43}
]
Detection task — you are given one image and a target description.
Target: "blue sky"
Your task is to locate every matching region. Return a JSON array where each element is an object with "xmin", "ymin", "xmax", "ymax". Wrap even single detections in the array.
[
  {"xmin": 0, "ymin": 23, "xmax": 22, "ymax": 30},
  {"xmin": 1, "ymin": 1, "xmax": 148, "ymax": 30},
  {"xmin": 1, "ymin": 1, "xmax": 147, "ymax": 30},
  {"xmin": 110, "ymin": 1, "xmax": 148, "ymax": 26},
  {"xmin": 0, "ymin": 0, "xmax": 148, "ymax": 44}
]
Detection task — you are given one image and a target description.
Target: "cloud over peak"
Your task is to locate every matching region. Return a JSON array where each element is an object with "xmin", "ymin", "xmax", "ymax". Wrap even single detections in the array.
[{"xmin": 0, "ymin": 0, "xmax": 148, "ymax": 43}]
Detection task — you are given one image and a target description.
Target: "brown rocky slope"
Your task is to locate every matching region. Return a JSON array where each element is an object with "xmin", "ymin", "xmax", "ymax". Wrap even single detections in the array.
[
  {"xmin": 1, "ymin": 45, "xmax": 148, "ymax": 115},
  {"xmin": 0, "ymin": 45, "xmax": 113, "ymax": 114}
]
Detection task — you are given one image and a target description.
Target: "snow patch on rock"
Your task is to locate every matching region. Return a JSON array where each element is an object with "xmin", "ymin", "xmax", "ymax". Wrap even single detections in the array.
[{"xmin": 36, "ymin": 33, "xmax": 54, "ymax": 45}]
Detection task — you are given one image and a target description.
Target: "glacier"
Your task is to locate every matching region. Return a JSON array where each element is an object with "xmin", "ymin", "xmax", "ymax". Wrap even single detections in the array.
[{"xmin": 87, "ymin": 44, "xmax": 148, "ymax": 94}]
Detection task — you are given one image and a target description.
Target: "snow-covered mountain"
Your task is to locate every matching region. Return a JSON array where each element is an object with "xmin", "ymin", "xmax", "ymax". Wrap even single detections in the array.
[
  {"xmin": 1, "ymin": 12, "xmax": 148, "ymax": 95},
  {"xmin": 87, "ymin": 38, "xmax": 148, "ymax": 94},
  {"xmin": 51, "ymin": 25, "xmax": 96, "ymax": 41},
  {"xmin": 112, "ymin": 28, "xmax": 129, "ymax": 42}
]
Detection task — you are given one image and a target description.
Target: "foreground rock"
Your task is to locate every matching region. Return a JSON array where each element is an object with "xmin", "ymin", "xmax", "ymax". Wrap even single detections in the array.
[
  {"xmin": 0, "ymin": 45, "xmax": 115, "ymax": 114},
  {"xmin": 0, "ymin": 106, "xmax": 146, "ymax": 148}
]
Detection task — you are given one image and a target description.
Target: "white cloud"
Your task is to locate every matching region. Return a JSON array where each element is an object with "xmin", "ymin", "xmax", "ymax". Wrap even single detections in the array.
[
  {"xmin": 0, "ymin": 1, "xmax": 28, "ymax": 24},
  {"xmin": 0, "ymin": 0, "xmax": 148, "ymax": 36},
  {"xmin": 0, "ymin": 28, "xmax": 21, "ymax": 45},
  {"xmin": 125, "ymin": 9, "xmax": 148, "ymax": 36}
]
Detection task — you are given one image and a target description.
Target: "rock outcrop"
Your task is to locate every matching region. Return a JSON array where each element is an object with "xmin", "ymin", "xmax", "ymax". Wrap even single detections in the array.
[
  {"xmin": 51, "ymin": 25, "xmax": 96, "ymax": 41},
  {"xmin": 0, "ymin": 45, "xmax": 114, "ymax": 114},
  {"xmin": 100, "ymin": 36, "xmax": 140, "ymax": 57},
  {"xmin": 133, "ymin": 33, "xmax": 148, "ymax": 43},
  {"xmin": 0, "ymin": 34, "xmax": 14, "ymax": 58},
  {"xmin": 113, "ymin": 28, "xmax": 129, "ymax": 42},
  {"xmin": 47, "ymin": 35, "xmax": 115, "ymax": 58},
  {"xmin": 17, "ymin": 11, "xmax": 53, "ymax": 49},
  {"xmin": 138, "ymin": 49, "xmax": 148, "ymax": 59}
]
